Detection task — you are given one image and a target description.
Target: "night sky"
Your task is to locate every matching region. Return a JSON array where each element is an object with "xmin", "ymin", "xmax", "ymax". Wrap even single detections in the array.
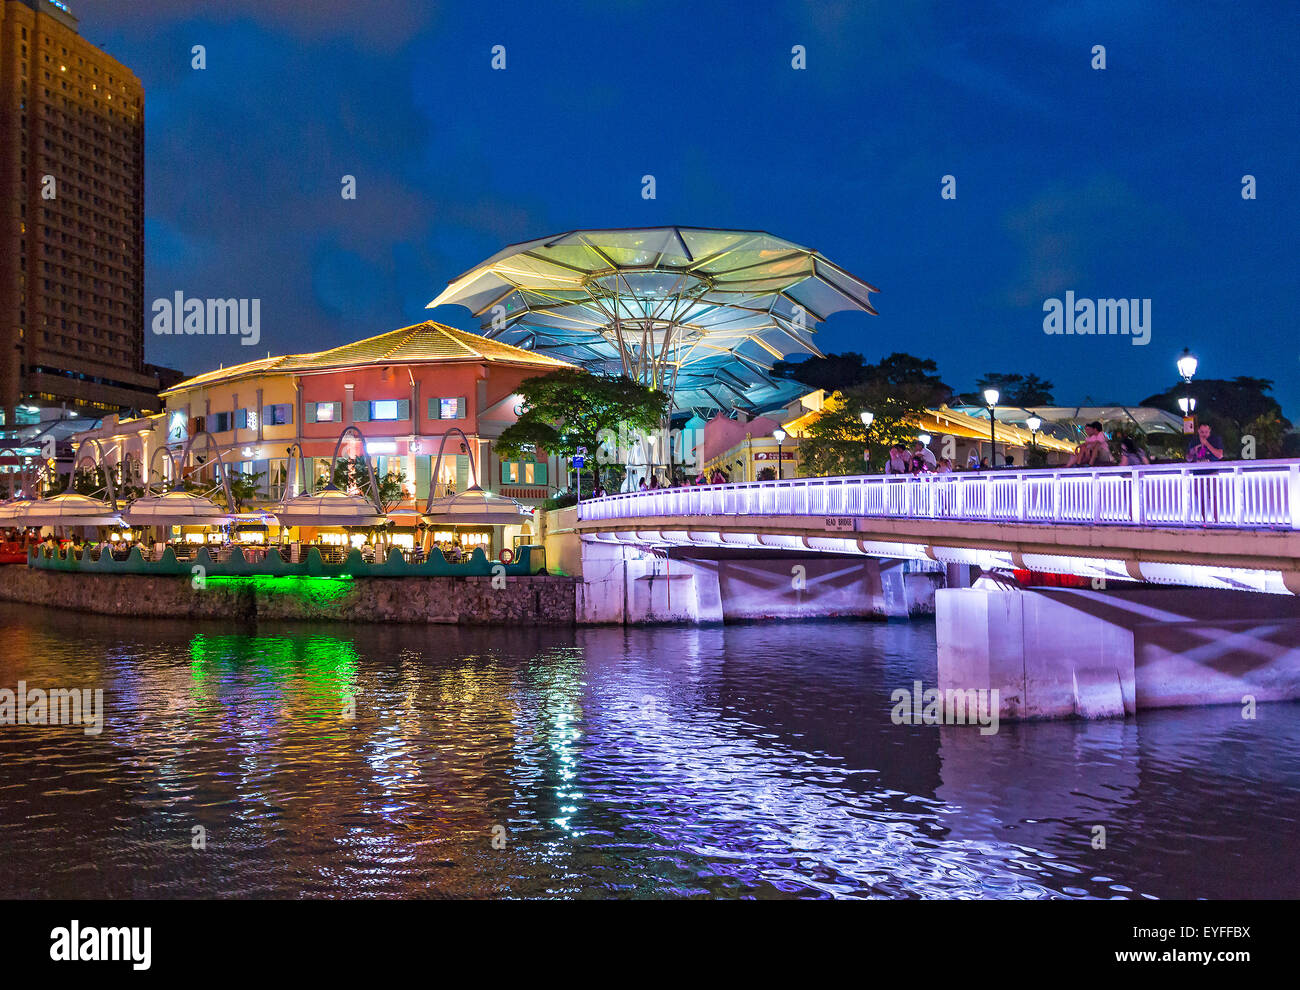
[{"xmin": 73, "ymin": 0, "xmax": 1299, "ymax": 414}]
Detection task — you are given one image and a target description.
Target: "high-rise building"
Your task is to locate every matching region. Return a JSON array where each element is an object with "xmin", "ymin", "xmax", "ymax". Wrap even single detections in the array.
[{"xmin": 0, "ymin": 0, "xmax": 179, "ymax": 424}]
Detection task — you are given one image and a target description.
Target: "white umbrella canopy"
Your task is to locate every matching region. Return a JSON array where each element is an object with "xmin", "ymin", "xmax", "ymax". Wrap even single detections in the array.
[
  {"xmin": 123, "ymin": 490, "xmax": 232, "ymax": 527},
  {"xmin": 421, "ymin": 486, "xmax": 531, "ymax": 526},
  {"xmin": 428, "ymin": 226, "xmax": 880, "ymax": 415},
  {"xmin": 16, "ymin": 493, "xmax": 123, "ymax": 527},
  {"xmin": 275, "ymin": 487, "xmax": 387, "ymax": 528},
  {"xmin": 0, "ymin": 497, "xmax": 37, "ymax": 523}
]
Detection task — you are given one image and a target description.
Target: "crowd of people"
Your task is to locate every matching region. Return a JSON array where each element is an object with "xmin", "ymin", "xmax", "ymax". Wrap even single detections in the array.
[
  {"xmin": 587, "ymin": 420, "xmax": 1232, "ymax": 493},
  {"xmin": 870, "ymin": 419, "xmax": 1227, "ymax": 477}
]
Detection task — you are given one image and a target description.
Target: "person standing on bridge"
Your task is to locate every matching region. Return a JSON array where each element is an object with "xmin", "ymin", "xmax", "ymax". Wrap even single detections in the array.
[
  {"xmin": 885, "ymin": 445, "xmax": 911, "ymax": 475},
  {"xmin": 1188, "ymin": 423, "xmax": 1224, "ymax": 462},
  {"xmin": 910, "ymin": 440, "xmax": 937, "ymax": 473}
]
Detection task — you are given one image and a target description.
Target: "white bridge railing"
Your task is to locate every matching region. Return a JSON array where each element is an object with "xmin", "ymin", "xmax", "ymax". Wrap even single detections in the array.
[{"xmin": 576, "ymin": 459, "xmax": 1300, "ymax": 530}]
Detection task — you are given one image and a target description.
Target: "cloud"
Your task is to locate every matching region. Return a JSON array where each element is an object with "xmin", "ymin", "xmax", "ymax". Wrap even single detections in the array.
[{"xmin": 75, "ymin": 0, "xmax": 438, "ymax": 53}]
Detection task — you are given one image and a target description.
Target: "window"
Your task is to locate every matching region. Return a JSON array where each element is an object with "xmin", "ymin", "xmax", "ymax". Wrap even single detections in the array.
[
  {"xmin": 263, "ymin": 403, "xmax": 292, "ymax": 426},
  {"xmin": 432, "ymin": 397, "xmax": 466, "ymax": 420},
  {"xmin": 354, "ymin": 399, "xmax": 409, "ymax": 422},
  {"xmin": 501, "ymin": 460, "xmax": 547, "ymax": 485},
  {"xmin": 308, "ymin": 401, "xmax": 340, "ymax": 423}
]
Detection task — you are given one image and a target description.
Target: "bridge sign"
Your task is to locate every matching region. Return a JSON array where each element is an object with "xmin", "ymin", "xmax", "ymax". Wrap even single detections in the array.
[{"xmin": 824, "ymin": 516, "xmax": 855, "ymax": 532}]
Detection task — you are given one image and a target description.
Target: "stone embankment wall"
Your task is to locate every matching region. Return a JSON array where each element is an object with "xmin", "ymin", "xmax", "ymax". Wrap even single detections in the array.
[{"xmin": 0, "ymin": 567, "xmax": 577, "ymax": 625}]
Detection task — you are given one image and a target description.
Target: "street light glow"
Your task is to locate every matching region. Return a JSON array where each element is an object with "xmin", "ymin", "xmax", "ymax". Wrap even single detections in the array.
[
  {"xmin": 860, "ymin": 410, "xmax": 874, "ymax": 427},
  {"xmin": 1177, "ymin": 348, "xmax": 1198, "ymax": 382},
  {"xmin": 983, "ymin": 388, "xmax": 1000, "ymax": 407},
  {"xmin": 1026, "ymin": 415, "xmax": 1042, "ymax": 433}
]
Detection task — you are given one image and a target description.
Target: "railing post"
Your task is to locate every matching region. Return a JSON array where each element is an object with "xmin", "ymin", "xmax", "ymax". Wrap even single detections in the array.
[
  {"xmin": 1233, "ymin": 465, "xmax": 1245, "ymax": 526},
  {"xmin": 1181, "ymin": 468, "xmax": 1192, "ymax": 525},
  {"xmin": 1291, "ymin": 464, "xmax": 1300, "ymax": 530},
  {"xmin": 1132, "ymin": 467, "xmax": 1143, "ymax": 525},
  {"xmin": 1091, "ymin": 469, "xmax": 1101, "ymax": 524}
]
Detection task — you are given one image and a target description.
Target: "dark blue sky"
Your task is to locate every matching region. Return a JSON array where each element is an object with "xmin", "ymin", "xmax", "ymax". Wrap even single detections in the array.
[{"xmin": 76, "ymin": 0, "xmax": 1298, "ymax": 414}]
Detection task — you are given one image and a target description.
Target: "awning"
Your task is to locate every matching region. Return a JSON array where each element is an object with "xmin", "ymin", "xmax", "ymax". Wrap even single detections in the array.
[{"xmin": 421, "ymin": 486, "xmax": 531, "ymax": 526}]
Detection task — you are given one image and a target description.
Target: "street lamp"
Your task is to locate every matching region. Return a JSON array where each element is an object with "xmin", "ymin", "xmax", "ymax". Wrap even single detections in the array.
[
  {"xmin": 1026, "ymin": 414, "xmax": 1042, "ymax": 463},
  {"xmin": 982, "ymin": 388, "xmax": 1000, "ymax": 463},
  {"xmin": 1177, "ymin": 349, "xmax": 1198, "ymax": 435},
  {"xmin": 1026, "ymin": 414, "xmax": 1042, "ymax": 452},
  {"xmin": 860, "ymin": 410, "xmax": 874, "ymax": 467},
  {"xmin": 773, "ymin": 428, "xmax": 786, "ymax": 480}
]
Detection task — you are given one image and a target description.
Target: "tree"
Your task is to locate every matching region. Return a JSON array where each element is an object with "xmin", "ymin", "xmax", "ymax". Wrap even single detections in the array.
[
  {"xmin": 1141, "ymin": 376, "xmax": 1291, "ymax": 458},
  {"xmin": 773, "ymin": 351, "xmax": 872, "ymax": 391},
  {"xmin": 972, "ymin": 372, "xmax": 1055, "ymax": 405},
  {"xmin": 774, "ymin": 351, "xmax": 952, "ymax": 406},
  {"xmin": 332, "ymin": 456, "xmax": 407, "ymax": 513},
  {"xmin": 798, "ymin": 384, "xmax": 929, "ymax": 476},
  {"xmin": 217, "ymin": 470, "xmax": 266, "ymax": 513},
  {"xmin": 494, "ymin": 369, "xmax": 669, "ymax": 484}
]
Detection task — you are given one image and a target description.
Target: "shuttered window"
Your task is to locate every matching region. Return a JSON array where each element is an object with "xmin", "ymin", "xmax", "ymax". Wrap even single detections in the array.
[{"xmin": 430, "ymin": 396, "xmax": 466, "ymax": 419}]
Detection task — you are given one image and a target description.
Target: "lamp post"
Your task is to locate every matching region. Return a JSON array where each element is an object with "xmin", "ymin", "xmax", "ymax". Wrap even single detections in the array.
[
  {"xmin": 1026, "ymin": 414, "xmax": 1042, "ymax": 458},
  {"xmin": 982, "ymin": 388, "xmax": 1000, "ymax": 464},
  {"xmin": 1177, "ymin": 348, "xmax": 1198, "ymax": 435},
  {"xmin": 773, "ymin": 428, "xmax": 786, "ymax": 480},
  {"xmin": 860, "ymin": 410, "xmax": 874, "ymax": 468}
]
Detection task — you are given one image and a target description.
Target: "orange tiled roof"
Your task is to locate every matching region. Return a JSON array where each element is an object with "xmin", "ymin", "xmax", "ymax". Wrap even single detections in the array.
[{"xmin": 161, "ymin": 321, "xmax": 571, "ymax": 394}]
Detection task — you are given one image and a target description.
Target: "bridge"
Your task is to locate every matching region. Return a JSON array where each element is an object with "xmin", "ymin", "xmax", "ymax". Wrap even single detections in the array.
[{"xmin": 548, "ymin": 460, "xmax": 1300, "ymax": 721}]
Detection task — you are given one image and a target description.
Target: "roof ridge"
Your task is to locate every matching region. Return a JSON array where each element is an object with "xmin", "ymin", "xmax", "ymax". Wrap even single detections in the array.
[{"xmin": 440, "ymin": 323, "xmax": 485, "ymax": 359}]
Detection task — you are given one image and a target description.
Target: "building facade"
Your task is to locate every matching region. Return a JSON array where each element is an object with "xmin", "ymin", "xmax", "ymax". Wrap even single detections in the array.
[
  {"xmin": 71, "ymin": 320, "xmax": 574, "ymax": 554},
  {"xmin": 0, "ymin": 0, "xmax": 177, "ymax": 422}
]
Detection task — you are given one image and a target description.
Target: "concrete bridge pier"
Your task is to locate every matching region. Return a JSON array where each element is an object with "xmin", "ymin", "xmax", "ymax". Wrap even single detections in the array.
[
  {"xmin": 936, "ymin": 574, "xmax": 1300, "ymax": 721},
  {"xmin": 576, "ymin": 540, "xmax": 943, "ymax": 625}
]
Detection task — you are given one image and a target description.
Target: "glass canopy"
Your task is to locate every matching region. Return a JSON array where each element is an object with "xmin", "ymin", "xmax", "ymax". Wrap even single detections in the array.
[{"xmin": 427, "ymin": 227, "xmax": 878, "ymax": 415}]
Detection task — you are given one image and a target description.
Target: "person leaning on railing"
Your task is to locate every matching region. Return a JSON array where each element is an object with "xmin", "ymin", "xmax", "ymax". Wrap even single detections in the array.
[{"xmin": 1187, "ymin": 422, "xmax": 1224, "ymax": 463}]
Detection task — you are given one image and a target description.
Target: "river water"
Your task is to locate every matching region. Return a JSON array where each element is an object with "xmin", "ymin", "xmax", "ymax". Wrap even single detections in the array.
[{"xmin": 0, "ymin": 601, "xmax": 1295, "ymax": 899}]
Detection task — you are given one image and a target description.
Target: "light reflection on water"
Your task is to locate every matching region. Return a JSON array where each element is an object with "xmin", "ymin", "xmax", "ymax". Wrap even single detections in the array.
[{"xmin": 0, "ymin": 602, "xmax": 1296, "ymax": 899}]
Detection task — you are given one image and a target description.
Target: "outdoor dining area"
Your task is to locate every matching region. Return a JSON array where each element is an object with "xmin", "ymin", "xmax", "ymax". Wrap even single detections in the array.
[{"xmin": 5, "ymin": 427, "xmax": 545, "ymax": 578}]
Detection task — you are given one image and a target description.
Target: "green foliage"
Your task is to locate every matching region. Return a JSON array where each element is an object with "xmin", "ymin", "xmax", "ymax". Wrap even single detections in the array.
[
  {"xmin": 773, "ymin": 351, "xmax": 952, "ymax": 406},
  {"xmin": 798, "ymin": 385, "xmax": 929, "ymax": 476},
  {"xmin": 495, "ymin": 369, "xmax": 669, "ymax": 463},
  {"xmin": 70, "ymin": 466, "xmax": 107, "ymax": 496},
  {"xmin": 1241, "ymin": 411, "xmax": 1289, "ymax": 459},
  {"xmin": 1141, "ymin": 376, "xmax": 1291, "ymax": 456},
  {"xmin": 331, "ymin": 456, "xmax": 407, "ymax": 512},
  {"xmin": 973, "ymin": 372, "xmax": 1055, "ymax": 405},
  {"xmin": 217, "ymin": 471, "xmax": 266, "ymax": 512}
]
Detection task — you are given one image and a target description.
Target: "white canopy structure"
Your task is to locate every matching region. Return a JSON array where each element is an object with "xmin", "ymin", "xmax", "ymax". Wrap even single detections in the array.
[
  {"xmin": 421, "ymin": 486, "xmax": 531, "ymax": 527},
  {"xmin": 14, "ymin": 493, "xmax": 123, "ymax": 528},
  {"xmin": 0, "ymin": 497, "xmax": 37, "ymax": 523},
  {"xmin": 428, "ymin": 226, "xmax": 879, "ymax": 415},
  {"xmin": 275, "ymin": 487, "xmax": 387, "ymax": 529},
  {"xmin": 122, "ymin": 491, "xmax": 232, "ymax": 527}
]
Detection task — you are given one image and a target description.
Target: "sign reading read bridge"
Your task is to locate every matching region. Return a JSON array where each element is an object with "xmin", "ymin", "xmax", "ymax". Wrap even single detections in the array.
[{"xmin": 824, "ymin": 517, "xmax": 856, "ymax": 532}]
